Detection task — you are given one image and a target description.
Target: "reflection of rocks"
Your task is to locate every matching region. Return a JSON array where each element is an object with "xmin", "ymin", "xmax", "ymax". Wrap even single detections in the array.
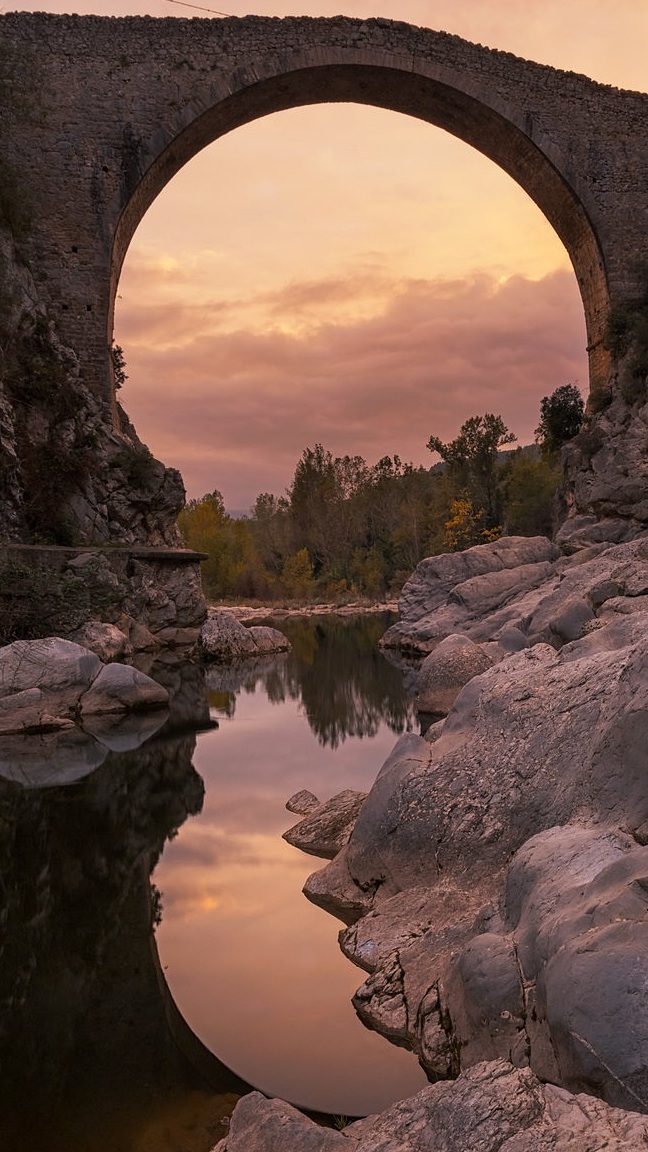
[
  {"xmin": 200, "ymin": 610, "xmax": 290, "ymax": 662},
  {"xmin": 205, "ymin": 653, "xmax": 289, "ymax": 698},
  {"xmin": 216, "ymin": 1060, "xmax": 648, "ymax": 1150},
  {"xmin": 0, "ymin": 726, "xmax": 110, "ymax": 788},
  {"xmin": 135, "ymin": 653, "xmax": 212, "ymax": 733},
  {"xmin": 0, "ymin": 735, "xmax": 248, "ymax": 1149},
  {"xmin": 283, "ymin": 790, "xmax": 368, "ymax": 859},
  {"xmin": 0, "ymin": 637, "xmax": 169, "ymax": 736}
]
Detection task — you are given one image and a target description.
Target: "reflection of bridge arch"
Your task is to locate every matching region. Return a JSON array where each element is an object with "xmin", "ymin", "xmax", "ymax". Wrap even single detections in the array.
[{"xmin": 4, "ymin": 13, "xmax": 648, "ymax": 406}]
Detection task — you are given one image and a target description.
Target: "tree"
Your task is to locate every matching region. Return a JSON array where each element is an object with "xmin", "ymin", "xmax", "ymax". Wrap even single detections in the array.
[
  {"xmin": 500, "ymin": 450, "xmax": 561, "ymax": 537},
  {"xmin": 442, "ymin": 496, "xmax": 502, "ymax": 552},
  {"xmin": 534, "ymin": 384, "xmax": 584, "ymax": 457},
  {"xmin": 427, "ymin": 413, "xmax": 516, "ymax": 528}
]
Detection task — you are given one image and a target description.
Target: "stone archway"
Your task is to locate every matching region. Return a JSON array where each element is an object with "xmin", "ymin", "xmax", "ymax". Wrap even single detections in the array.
[
  {"xmin": 110, "ymin": 60, "xmax": 609, "ymax": 398},
  {"xmin": 4, "ymin": 12, "xmax": 648, "ymax": 409},
  {"xmin": 2, "ymin": 12, "xmax": 648, "ymax": 546}
]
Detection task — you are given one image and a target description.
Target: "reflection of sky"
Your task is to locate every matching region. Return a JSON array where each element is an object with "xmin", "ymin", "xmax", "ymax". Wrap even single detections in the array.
[{"xmin": 154, "ymin": 684, "xmax": 427, "ymax": 1116}]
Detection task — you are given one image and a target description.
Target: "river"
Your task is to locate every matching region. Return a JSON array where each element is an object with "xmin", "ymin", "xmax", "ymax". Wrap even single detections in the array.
[{"xmin": 0, "ymin": 613, "xmax": 427, "ymax": 1152}]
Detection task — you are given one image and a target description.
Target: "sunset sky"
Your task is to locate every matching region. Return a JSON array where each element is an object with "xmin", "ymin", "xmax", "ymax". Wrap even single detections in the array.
[{"xmin": 9, "ymin": 1, "xmax": 648, "ymax": 509}]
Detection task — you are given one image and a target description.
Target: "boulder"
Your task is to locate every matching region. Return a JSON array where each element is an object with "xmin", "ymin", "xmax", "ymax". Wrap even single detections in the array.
[
  {"xmin": 414, "ymin": 634, "xmax": 493, "ymax": 716},
  {"xmin": 286, "ymin": 789, "xmax": 321, "ymax": 815},
  {"xmin": 69, "ymin": 620, "xmax": 133, "ymax": 662},
  {"xmin": 213, "ymin": 1092, "xmax": 348, "ymax": 1152},
  {"xmin": 0, "ymin": 636, "xmax": 169, "ymax": 735},
  {"xmin": 283, "ymin": 790, "xmax": 367, "ymax": 859},
  {"xmin": 0, "ymin": 637, "xmax": 101, "ymax": 710},
  {"xmin": 79, "ymin": 663, "xmax": 169, "ymax": 716},
  {"xmin": 199, "ymin": 610, "xmax": 290, "ymax": 661},
  {"xmin": 248, "ymin": 624, "xmax": 291, "ymax": 654}
]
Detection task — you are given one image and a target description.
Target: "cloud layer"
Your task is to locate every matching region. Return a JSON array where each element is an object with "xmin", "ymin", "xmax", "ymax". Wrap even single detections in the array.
[{"xmin": 119, "ymin": 267, "xmax": 587, "ymax": 509}]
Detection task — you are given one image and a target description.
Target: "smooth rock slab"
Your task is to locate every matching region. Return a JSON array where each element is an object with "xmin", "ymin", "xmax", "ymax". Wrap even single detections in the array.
[
  {"xmin": 79, "ymin": 662, "xmax": 169, "ymax": 715},
  {"xmin": 0, "ymin": 637, "xmax": 101, "ymax": 709}
]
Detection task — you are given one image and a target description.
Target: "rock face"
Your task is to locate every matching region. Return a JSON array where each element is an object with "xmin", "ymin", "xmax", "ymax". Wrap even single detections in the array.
[
  {"xmin": 0, "ymin": 227, "xmax": 184, "ymax": 549},
  {"xmin": 0, "ymin": 637, "xmax": 169, "ymax": 736},
  {"xmin": 298, "ymin": 536, "xmax": 648, "ymax": 1119},
  {"xmin": 199, "ymin": 610, "xmax": 290, "ymax": 662},
  {"xmin": 216, "ymin": 1061, "xmax": 648, "ymax": 1151},
  {"xmin": 215, "ymin": 532, "xmax": 648, "ymax": 1149}
]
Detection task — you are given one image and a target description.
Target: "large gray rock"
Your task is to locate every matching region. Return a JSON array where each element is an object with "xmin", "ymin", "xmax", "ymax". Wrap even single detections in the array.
[
  {"xmin": 199, "ymin": 610, "xmax": 290, "ymax": 661},
  {"xmin": 69, "ymin": 620, "xmax": 133, "ymax": 662},
  {"xmin": 303, "ymin": 583, "xmax": 648, "ymax": 1109},
  {"xmin": 381, "ymin": 537, "xmax": 648, "ymax": 656},
  {"xmin": 214, "ymin": 1092, "xmax": 349, "ymax": 1152},
  {"xmin": 0, "ymin": 637, "xmax": 101, "ymax": 709},
  {"xmin": 0, "ymin": 636, "xmax": 169, "ymax": 735},
  {"xmin": 397, "ymin": 537, "xmax": 560, "ymax": 625}
]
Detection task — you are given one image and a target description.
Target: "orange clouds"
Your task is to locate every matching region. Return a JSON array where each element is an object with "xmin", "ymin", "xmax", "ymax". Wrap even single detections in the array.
[{"xmin": 118, "ymin": 267, "xmax": 587, "ymax": 510}]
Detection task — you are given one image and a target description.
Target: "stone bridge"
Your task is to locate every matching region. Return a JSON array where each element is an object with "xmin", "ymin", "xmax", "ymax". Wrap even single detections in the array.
[{"xmin": 3, "ymin": 11, "xmax": 648, "ymax": 409}]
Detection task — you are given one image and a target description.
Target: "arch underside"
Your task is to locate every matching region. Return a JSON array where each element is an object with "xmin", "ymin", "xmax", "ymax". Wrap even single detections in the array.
[{"xmin": 112, "ymin": 62, "xmax": 609, "ymax": 394}]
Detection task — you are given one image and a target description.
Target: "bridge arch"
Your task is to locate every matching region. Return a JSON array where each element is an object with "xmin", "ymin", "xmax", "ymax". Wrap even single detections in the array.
[
  {"xmin": 5, "ymin": 12, "xmax": 648, "ymax": 414},
  {"xmin": 111, "ymin": 57, "xmax": 609, "ymax": 399}
]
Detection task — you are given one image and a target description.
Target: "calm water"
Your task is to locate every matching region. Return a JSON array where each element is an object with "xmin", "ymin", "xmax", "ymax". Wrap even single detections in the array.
[{"xmin": 0, "ymin": 614, "xmax": 426, "ymax": 1151}]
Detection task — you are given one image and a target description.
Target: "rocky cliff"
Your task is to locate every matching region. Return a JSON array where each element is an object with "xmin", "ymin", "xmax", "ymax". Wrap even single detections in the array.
[{"xmin": 231, "ymin": 533, "xmax": 648, "ymax": 1150}]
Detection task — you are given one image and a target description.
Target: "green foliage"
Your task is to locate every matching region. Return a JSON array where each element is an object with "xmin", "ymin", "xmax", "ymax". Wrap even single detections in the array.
[
  {"xmin": 181, "ymin": 397, "xmax": 568, "ymax": 603},
  {"xmin": 534, "ymin": 384, "xmax": 584, "ymax": 457},
  {"xmin": 114, "ymin": 443, "xmax": 159, "ymax": 491},
  {"xmin": 501, "ymin": 450, "xmax": 561, "ymax": 537},
  {"xmin": 427, "ymin": 413, "xmax": 516, "ymax": 528},
  {"xmin": 111, "ymin": 343, "xmax": 128, "ymax": 390},
  {"xmin": 281, "ymin": 548, "xmax": 315, "ymax": 599}
]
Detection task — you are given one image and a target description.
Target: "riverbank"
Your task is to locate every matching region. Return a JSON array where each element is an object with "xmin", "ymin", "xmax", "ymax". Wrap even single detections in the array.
[{"xmin": 210, "ymin": 600, "xmax": 399, "ymax": 622}]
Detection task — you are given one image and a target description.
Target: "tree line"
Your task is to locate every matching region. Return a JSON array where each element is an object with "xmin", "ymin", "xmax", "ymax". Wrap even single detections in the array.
[{"xmin": 178, "ymin": 384, "xmax": 584, "ymax": 602}]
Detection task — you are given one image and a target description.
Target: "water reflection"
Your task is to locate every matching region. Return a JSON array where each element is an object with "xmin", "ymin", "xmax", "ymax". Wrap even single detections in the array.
[
  {"xmin": 206, "ymin": 614, "xmax": 415, "ymax": 748},
  {"xmin": 155, "ymin": 614, "xmax": 425, "ymax": 1117},
  {"xmin": 0, "ymin": 675, "xmax": 248, "ymax": 1152},
  {"xmin": 0, "ymin": 621, "xmax": 423, "ymax": 1148}
]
